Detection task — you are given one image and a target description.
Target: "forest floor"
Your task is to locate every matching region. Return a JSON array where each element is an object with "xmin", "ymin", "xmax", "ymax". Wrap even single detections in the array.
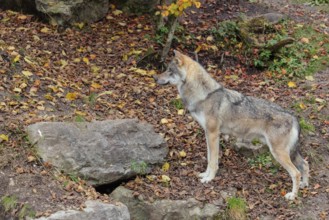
[{"xmin": 0, "ymin": 0, "xmax": 328, "ymax": 219}]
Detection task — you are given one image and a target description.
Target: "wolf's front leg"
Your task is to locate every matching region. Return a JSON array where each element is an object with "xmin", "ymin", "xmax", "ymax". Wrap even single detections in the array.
[{"xmin": 199, "ymin": 127, "xmax": 220, "ymax": 183}]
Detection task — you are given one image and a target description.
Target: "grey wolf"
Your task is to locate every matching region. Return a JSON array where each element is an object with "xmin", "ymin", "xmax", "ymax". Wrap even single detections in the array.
[{"xmin": 153, "ymin": 50, "xmax": 309, "ymax": 200}]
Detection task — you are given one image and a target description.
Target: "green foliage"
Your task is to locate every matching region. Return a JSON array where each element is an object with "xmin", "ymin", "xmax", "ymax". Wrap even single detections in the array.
[
  {"xmin": 130, "ymin": 161, "xmax": 148, "ymax": 175},
  {"xmin": 1, "ymin": 196, "xmax": 35, "ymax": 220},
  {"xmin": 18, "ymin": 204, "xmax": 36, "ymax": 220},
  {"xmin": 225, "ymin": 197, "xmax": 247, "ymax": 220},
  {"xmin": 211, "ymin": 21, "xmax": 240, "ymax": 47},
  {"xmin": 68, "ymin": 173, "xmax": 80, "ymax": 183},
  {"xmin": 309, "ymin": 0, "xmax": 329, "ymax": 5},
  {"xmin": 299, "ymin": 118, "xmax": 315, "ymax": 133},
  {"xmin": 1, "ymin": 195, "xmax": 17, "ymax": 212},
  {"xmin": 155, "ymin": 26, "xmax": 169, "ymax": 45},
  {"xmin": 75, "ymin": 115, "xmax": 86, "ymax": 122},
  {"xmin": 227, "ymin": 197, "xmax": 247, "ymax": 211},
  {"xmin": 248, "ymin": 152, "xmax": 279, "ymax": 173},
  {"xmin": 211, "ymin": 18, "xmax": 329, "ymax": 78},
  {"xmin": 170, "ymin": 98, "xmax": 184, "ymax": 109},
  {"xmin": 85, "ymin": 92, "xmax": 97, "ymax": 106}
]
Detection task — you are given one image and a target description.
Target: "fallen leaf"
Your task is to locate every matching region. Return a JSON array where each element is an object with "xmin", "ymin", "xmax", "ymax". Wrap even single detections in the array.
[
  {"xmin": 314, "ymin": 183, "xmax": 321, "ymax": 189},
  {"xmin": 179, "ymin": 150, "xmax": 187, "ymax": 158},
  {"xmin": 113, "ymin": 10, "xmax": 123, "ymax": 16},
  {"xmin": 315, "ymin": 98, "xmax": 325, "ymax": 103},
  {"xmin": 300, "ymin": 37, "xmax": 309, "ymax": 44},
  {"xmin": 287, "ymin": 81, "xmax": 297, "ymax": 88},
  {"xmin": 161, "ymin": 118, "xmax": 169, "ymax": 124},
  {"xmin": 305, "ymin": 75, "xmax": 314, "ymax": 81},
  {"xmin": 0, "ymin": 134, "xmax": 9, "ymax": 141},
  {"xmin": 161, "ymin": 175, "xmax": 171, "ymax": 182},
  {"xmin": 27, "ymin": 155, "xmax": 36, "ymax": 162},
  {"xmin": 177, "ymin": 109, "xmax": 185, "ymax": 115},
  {"xmin": 162, "ymin": 162, "xmax": 170, "ymax": 172},
  {"xmin": 299, "ymin": 103, "xmax": 306, "ymax": 110},
  {"xmin": 83, "ymin": 57, "xmax": 90, "ymax": 65},
  {"xmin": 40, "ymin": 27, "xmax": 50, "ymax": 33},
  {"xmin": 65, "ymin": 92, "xmax": 78, "ymax": 101},
  {"xmin": 91, "ymin": 82, "xmax": 102, "ymax": 89},
  {"xmin": 22, "ymin": 70, "xmax": 33, "ymax": 77}
]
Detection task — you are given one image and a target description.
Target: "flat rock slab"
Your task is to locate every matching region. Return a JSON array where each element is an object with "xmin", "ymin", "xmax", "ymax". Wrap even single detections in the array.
[
  {"xmin": 27, "ymin": 119, "xmax": 168, "ymax": 186},
  {"xmin": 32, "ymin": 200, "xmax": 130, "ymax": 220},
  {"xmin": 111, "ymin": 186, "xmax": 221, "ymax": 220}
]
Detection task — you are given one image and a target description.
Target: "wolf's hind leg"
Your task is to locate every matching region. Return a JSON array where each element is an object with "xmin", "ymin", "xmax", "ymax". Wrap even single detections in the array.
[
  {"xmin": 292, "ymin": 151, "xmax": 309, "ymax": 188},
  {"xmin": 271, "ymin": 148, "xmax": 301, "ymax": 200}
]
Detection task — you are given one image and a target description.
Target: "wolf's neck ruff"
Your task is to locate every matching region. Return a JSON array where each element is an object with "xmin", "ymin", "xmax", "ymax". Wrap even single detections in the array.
[{"xmin": 177, "ymin": 58, "xmax": 221, "ymax": 111}]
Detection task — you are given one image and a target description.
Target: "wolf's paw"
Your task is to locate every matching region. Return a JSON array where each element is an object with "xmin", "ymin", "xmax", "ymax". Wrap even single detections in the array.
[
  {"xmin": 198, "ymin": 172, "xmax": 208, "ymax": 178},
  {"xmin": 300, "ymin": 181, "xmax": 309, "ymax": 189},
  {"xmin": 284, "ymin": 192, "xmax": 297, "ymax": 200},
  {"xmin": 200, "ymin": 176, "xmax": 214, "ymax": 183}
]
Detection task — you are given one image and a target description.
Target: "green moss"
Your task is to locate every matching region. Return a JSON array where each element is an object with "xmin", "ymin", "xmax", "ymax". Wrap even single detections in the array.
[{"xmin": 1, "ymin": 195, "xmax": 17, "ymax": 212}]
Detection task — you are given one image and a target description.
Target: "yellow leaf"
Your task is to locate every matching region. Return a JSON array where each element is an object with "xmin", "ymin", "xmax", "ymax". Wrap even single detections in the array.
[
  {"xmin": 177, "ymin": 109, "xmax": 185, "ymax": 115},
  {"xmin": 305, "ymin": 75, "xmax": 314, "ymax": 81},
  {"xmin": 161, "ymin": 118, "xmax": 169, "ymax": 124},
  {"xmin": 83, "ymin": 57, "xmax": 90, "ymax": 65},
  {"xmin": 299, "ymin": 103, "xmax": 306, "ymax": 110},
  {"xmin": 40, "ymin": 27, "xmax": 50, "ymax": 33},
  {"xmin": 162, "ymin": 162, "xmax": 170, "ymax": 172},
  {"xmin": 0, "ymin": 134, "xmax": 9, "ymax": 141},
  {"xmin": 161, "ymin": 10, "xmax": 169, "ymax": 17},
  {"xmin": 91, "ymin": 82, "xmax": 102, "ymax": 89},
  {"xmin": 13, "ymin": 54, "xmax": 20, "ymax": 63},
  {"xmin": 75, "ymin": 110, "xmax": 87, "ymax": 116},
  {"xmin": 60, "ymin": 59, "xmax": 68, "ymax": 68},
  {"xmin": 97, "ymin": 91, "xmax": 113, "ymax": 98},
  {"xmin": 91, "ymin": 65, "xmax": 101, "ymax": 74},
  {"xmin": 146, "ymin": 175, "xmax": 155, "ymax": 181},
  {"xmin": 113, "ymin": 10, "xmax": 123, "ymax": 16},
  {"xmin": 22, "ymin": 70, "xmax": 33, "ymax": 77},
  {"xmin": 194, "ymin": 1, "xmax": 201, "ymax": 8},
  {"xmin": 287, "ymin": 81, "xmax": 297, "ymax": 88},
  {"xmin": 195, "ymin": 45, "xmax": 202, "ymax": 53},
  {"xmin": 13, "ymin": 87, "xmax": 22, "ymax": 93},
  {"xmin": 179, "ymin": 150, "xmax": 187, "ymax": 158},
  {"xmin": 161, "ymin": 175, "xmax": 171, "ymax": 182},
  {"xmin": 75, "ymin": 22, "xmax": 84, "ymax": 29},
  {"xmin": 65, "ymin": 92, "xmax": 78, "ymax": 101},
  {"xmin": 130, "ymin": 67, "xmax": 156, "ymax": 77}
]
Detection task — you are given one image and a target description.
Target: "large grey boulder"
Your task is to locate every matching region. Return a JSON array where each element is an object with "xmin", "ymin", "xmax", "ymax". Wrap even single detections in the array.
[
  {"xmin": 36, "ymin": 0, "xmax": 109, "ymax": 25},
  {"xmin": 27, "ymin": 119, "xmax": 168, "ymax": 186},
  {"xmin": 0, "ymin": 0, "xmax": 109, "ymax": 25},
  {"xmin": 32, "ymin": 200, "xmax": 130, "ymax": 220},
  {"xmin": 111, "ymin": 186, "xmax": 221, "ymax": 220}
]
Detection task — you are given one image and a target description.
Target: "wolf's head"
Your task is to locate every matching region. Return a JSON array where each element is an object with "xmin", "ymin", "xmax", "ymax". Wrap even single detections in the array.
[{"xmin": 153, "ymin": 50, "xmax": 187, "ymax": 86}]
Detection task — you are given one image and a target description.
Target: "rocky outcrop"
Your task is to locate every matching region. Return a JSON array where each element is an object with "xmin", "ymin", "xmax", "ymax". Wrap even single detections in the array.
[
  {"xmin": 111, "ymin": 186, "xmax": 221, "ymax": 220},
  {"xmin": 32, "ymin": 200, "xmax": 130, "ymax": 220},
  {"xmin": 0, "ymin": 0, "xmax": 109, "ymax": 25},
  {"xmin": 27, "ymin": 119, "xmax": 168, "ymax": 186}
]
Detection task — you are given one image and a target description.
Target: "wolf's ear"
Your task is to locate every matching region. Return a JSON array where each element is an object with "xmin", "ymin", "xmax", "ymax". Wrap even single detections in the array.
[{"xmin": 173, "ymin": 50, "xmax": 184, "ymax": 66}]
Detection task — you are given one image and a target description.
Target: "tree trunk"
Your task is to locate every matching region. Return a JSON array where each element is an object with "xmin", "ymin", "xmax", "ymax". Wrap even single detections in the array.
[{"xmin": 160, "ymin": 15, "xmax": 179, "ymax": 62}]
